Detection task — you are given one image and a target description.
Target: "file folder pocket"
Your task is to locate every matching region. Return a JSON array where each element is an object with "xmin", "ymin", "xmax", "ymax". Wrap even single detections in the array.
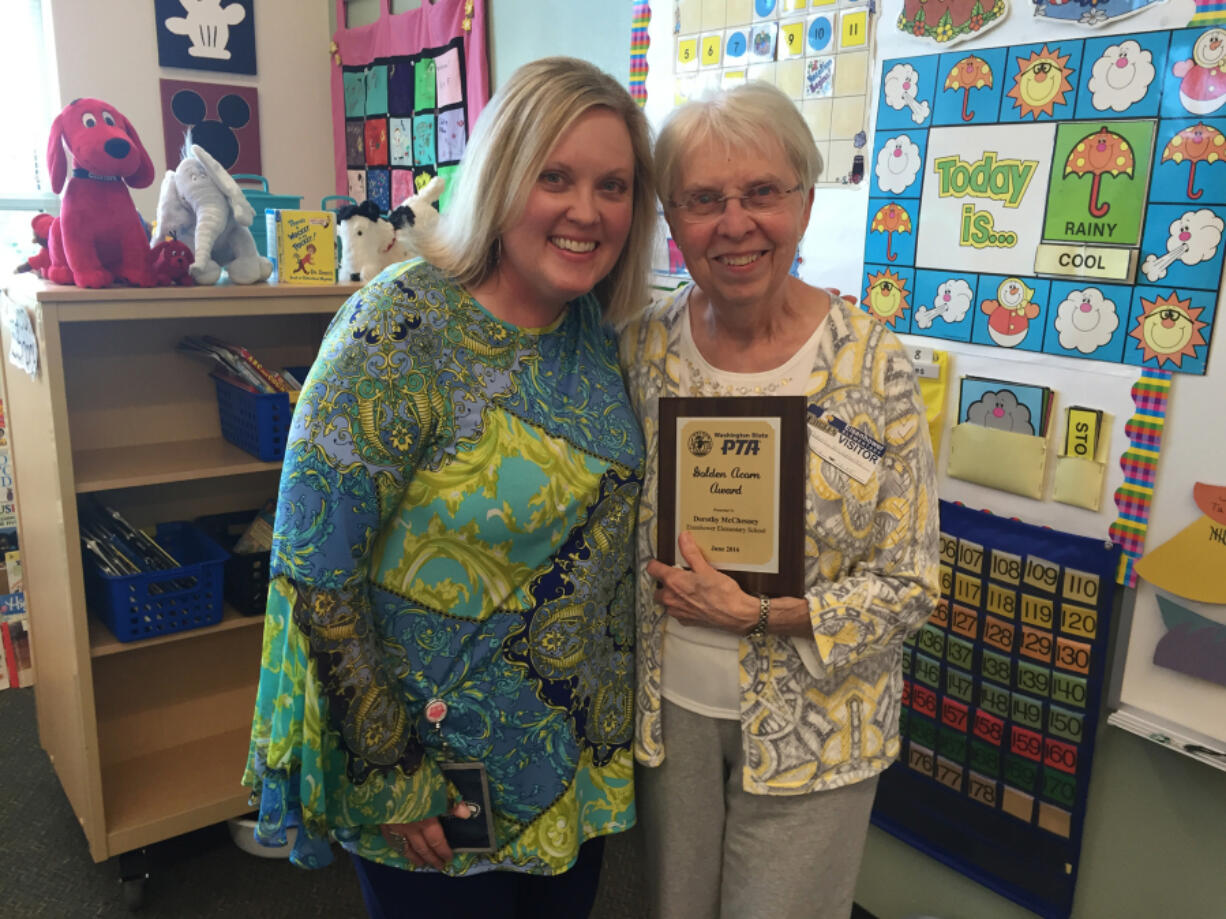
[
  {"xmin": 1052, "ymin": 456, "xmax": 1107, "ymax": 511},
  {"xmin": 947, "ymin": 423, "xmax": 1048, "ymax": 500}
]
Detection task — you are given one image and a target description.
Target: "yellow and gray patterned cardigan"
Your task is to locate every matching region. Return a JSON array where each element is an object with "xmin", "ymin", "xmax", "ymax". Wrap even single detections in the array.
[{"xmin": 619, "ymin": 288, "xmax": 940, "ymax": 795}]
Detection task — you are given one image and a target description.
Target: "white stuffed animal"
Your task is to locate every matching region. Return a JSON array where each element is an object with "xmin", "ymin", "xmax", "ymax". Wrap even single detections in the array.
[
  {"xmin": 155, "ymin": 143, "xmax": 272, "ymax": 285},
  {"xmin": 336, "ymin": 200, "xmax": 411, "ymax": 283},
  {"xmin": 389, "ymin": 175, "xmax": 445, "ymax": 255},
  {"xmin": 336, "ymin": 176, "xmax": 446, "ymax": 283}
]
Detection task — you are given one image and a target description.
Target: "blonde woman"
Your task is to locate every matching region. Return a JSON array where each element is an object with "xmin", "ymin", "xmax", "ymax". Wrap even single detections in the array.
[
  {"xmin": 245, "ymin": 57, "xmax": 654, "ymax": 918},
  {"xmin": 621, "ymin": 82, "xmax": 939, "ymax": 919}
]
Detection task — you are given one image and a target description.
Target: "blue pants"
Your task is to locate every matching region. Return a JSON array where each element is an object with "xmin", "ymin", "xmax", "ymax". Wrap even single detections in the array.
[{"xmin": 350, "ymin": 835, "xmax": 606, "ymax": 919}]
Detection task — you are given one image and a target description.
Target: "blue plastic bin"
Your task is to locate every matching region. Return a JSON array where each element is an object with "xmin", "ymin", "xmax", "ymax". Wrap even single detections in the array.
[
  {"xmin": 215, "ymin": 378, "xmax": 291, "ymax": 462},
  {"xmin": 84, "ymin": 522, "xmax": 229, "ymax": 642},
  {"xmin": 233, "ymin": 174, "xmax": 302, "ymax": 258},
  {"xmin": 214, "ymin": 366, "xmax": 311, "ymax": 462}
]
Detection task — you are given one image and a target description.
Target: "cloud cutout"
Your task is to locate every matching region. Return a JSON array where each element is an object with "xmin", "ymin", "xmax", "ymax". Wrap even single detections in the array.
[
  {"xmin": 1055, "ymin": 287, "xmax": 1120, "ymax": 354},
  {"xmin": 966, "ymin": 390, "xmax": 1034, "ymax": 435},
  {"xmin": 875, "ymin": 135, "xmax": 922, "ymax": 194},
  {"xmin": 884, "ymin": 63, "xmax": 931, "ymax": 124},
  {"xmin": 915, "ymin": 278, "xmax": 973, "ymax": 329},
  {"xmin": 1142, "ymin": 208, "xmax": 1225, "ymax": 281},
  {"xmin": 1088, "ymin": 40, "xmax": 1156, "ymax": 113}
]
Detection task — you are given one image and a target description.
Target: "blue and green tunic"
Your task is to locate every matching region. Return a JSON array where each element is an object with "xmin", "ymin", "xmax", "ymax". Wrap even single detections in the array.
[{"xmin": 243, "ymin": 260, "xmax": 643, "ymax": 875}]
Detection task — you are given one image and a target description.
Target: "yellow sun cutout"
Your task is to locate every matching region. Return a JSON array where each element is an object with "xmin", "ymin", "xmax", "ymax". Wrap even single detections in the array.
[
  {"xmin": 864, "ymin": 269, "xmax": 909, "ymax": 327},
  {"xmin": 1007, "ymin": 46, "xmax": 1073, "ymax": 119},
  {"xmin": 1129, "ymin": 292, "xmax": 1207, "ymax": 367}
]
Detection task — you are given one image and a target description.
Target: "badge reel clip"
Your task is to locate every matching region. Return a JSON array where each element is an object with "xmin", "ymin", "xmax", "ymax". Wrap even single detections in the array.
[{"xmin": 425, "ymin": 698, "xmax": 497, "ymax": 853}]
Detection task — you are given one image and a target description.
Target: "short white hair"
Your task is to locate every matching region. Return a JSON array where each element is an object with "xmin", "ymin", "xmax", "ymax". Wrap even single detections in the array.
[{"xmin": 655, "ymin": 81, "xmax": 821, "ymax": 206}]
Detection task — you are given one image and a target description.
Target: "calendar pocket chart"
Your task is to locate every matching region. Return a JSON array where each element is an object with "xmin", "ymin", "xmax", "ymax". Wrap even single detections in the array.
[
  {"xmin": 674, "ymin": 0, "xmax": 875, "ymax": 186},
  {"xmin": 860, "ymin": 27, "xmax": 1226, "ymax": 374},
  {"xmin": 872, "ymin": 500, "xmax": 1119, "ymax": 919}
]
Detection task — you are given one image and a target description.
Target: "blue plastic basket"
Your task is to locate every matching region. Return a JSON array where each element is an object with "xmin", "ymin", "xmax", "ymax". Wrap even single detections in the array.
[
  {"xmin": 213, "ymin": 366, "xmax": 311, "ymax": 462},
  {"xmin": 84, "ymin": 522, "xmax": 229, "ymax": 642},
  {"xmin": 215, "ymin": 378, "xmax": 290, "ymax": 462},
  {"xmin": 233, "ymin": 174, "xmax": 302, "ymax": 258}
]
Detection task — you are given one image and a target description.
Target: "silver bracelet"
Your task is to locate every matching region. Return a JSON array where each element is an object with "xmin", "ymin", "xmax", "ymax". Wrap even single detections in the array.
[{"xmin": 749, "ymin": 594, "xmax": 770, "ymax": 638}]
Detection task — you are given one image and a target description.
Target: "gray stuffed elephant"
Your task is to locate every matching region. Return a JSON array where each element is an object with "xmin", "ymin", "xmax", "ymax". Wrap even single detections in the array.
[{"xmin": 155, "ymin": 144, "xmax": 272, "ymax": 285}]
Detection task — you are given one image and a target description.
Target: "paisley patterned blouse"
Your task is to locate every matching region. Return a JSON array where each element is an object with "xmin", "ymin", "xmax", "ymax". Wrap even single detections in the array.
[
  {"xmin": 243, "ymin": 261, "xmax": 644, "ymax": 874},
  {"xmin": 619, "ymin": 288, "xmax": 939, "ymax": 795}
]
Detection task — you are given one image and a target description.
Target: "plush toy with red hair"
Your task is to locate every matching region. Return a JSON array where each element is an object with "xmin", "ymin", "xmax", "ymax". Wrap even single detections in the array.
[{"xmin": 42, "ymin": 98, "xmax": 156, "ymax": 288}]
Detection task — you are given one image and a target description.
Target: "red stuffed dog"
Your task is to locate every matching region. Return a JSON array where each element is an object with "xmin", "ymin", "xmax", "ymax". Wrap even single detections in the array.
[
  {"xmin": 151, "ymin": 239, "xmax": 195, "ymax": 286},
  {"xmin": 44, "ymin": 99, "xmax": 156, "ymax": 288}
]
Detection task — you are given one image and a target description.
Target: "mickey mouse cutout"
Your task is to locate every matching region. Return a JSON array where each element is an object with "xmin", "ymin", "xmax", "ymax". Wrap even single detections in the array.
[
  {"xmin": 159, "ymin": 79, "xmax": 260, "ymax": 175},
  {"xmin": 165, "ymin": 0, "xmax": 246, "ymax": 60}
]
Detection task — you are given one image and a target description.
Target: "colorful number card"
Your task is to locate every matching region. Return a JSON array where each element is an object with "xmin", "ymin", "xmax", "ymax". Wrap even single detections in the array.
[
  {"xmin": 674, "ymin": 0, "xmax": 876, "ymax": 186},
  {"xmin": 860, "ymin": 27, "xmax": 1226, "ymax": 375},
  {"xmin": 874, "ymin": 500, "xmax": 1119, "ymax": 919}
]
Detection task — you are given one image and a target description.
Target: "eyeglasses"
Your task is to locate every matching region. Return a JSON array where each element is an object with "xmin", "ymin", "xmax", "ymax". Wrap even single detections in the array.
[{"xmin": 669, "ymin": 183, "xmax": 804, "ymax": 222}]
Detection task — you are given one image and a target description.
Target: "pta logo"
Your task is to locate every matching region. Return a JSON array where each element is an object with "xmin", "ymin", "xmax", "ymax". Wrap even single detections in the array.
[{"xmin": 721, "ymin": 438, "xmax": 761, "ymax": 455}]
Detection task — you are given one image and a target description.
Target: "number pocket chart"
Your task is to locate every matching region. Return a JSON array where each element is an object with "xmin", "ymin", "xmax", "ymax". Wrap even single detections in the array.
[
  {"xmin": 872, "ymin": 500, "xmax": 1119, "ymax": 919},
  {"xmin": 673, "ymin": 0, "xmax": 875, "ymax": 186},
  {"xmin": 859, "ymin": 27, "xmax": 1226, "ymax": 375}
]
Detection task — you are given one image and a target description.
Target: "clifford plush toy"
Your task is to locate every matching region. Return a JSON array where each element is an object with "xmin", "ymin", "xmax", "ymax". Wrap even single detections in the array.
[{"xmin": 43, "ymin": 98, "xmax": 157, "ymax": 288}]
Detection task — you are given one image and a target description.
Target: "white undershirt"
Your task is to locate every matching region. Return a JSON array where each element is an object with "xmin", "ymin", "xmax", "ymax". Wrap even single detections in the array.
[{"xmin": 660, "ymin": 290, "xmax": 828, "ymax": 720}]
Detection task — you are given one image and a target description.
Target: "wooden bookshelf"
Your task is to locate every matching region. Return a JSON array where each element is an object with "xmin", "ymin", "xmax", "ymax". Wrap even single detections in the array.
[{"xmin": 0, "ymin": 278, "xmax": 353, "ymax": 864}]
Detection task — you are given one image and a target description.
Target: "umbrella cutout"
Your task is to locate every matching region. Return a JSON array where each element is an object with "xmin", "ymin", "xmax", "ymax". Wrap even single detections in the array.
[
  {"xmin": 870, "ymin": 202, "xmax": 912, "ymax": 262},
  {"xmin": 945, "ymin": 55, "xmax": 993, "ymax": 122},
  {"xmin": 1161, "ymin": 122, "xmax": 1225, "ymax": 200},
  {"xmin": 1064, "ymin": 127, "xmax": 1134, "ymax": 219}
]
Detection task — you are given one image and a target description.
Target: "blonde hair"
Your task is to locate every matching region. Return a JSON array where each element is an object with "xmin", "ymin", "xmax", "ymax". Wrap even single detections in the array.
[
  {"xmin": 419, "ymin": 57, "xmax": 655, "ymax": 325},
  {"xmin": 655, "ymin": 81, "xmax": 822, "ymax": 206}
]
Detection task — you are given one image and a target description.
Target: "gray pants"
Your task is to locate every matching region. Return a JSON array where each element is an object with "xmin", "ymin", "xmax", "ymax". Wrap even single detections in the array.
[{"xmin": 638, "ymin": 699, "xmax": 879, "ymax": 919}]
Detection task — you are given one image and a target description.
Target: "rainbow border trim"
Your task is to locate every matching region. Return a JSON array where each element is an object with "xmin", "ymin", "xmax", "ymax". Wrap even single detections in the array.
[
  {"xmin": 1191, "ymin": 0, "xmax": 1226, "ymax": 25},
  {"xmin": 1108, "ymin": 369, "xmax": 1173, "ymax": 586},
  {"xmin": 630, "ymin": 2, "xmax": 651, "ymax": 106}
]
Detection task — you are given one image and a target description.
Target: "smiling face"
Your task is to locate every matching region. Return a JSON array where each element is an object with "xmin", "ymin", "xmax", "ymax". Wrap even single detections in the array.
[
  {"xmin": 491, "ymin": 106, "xmax": 635, "ymax": 318},
  {"xmin": 999, "ymin": 279, "xmax": 1026, "ymax": 309},
  {"xmin": 1130, "ymin": 292, "xmax": 1207, "ymax": 366},
  {"xmin": 864, "ymin": 269, "xmax": 909, "ymax": 326},
  {"xmin": 1194, "ymin": 29, "xmax": 1226, "ymax": 68},
  {"xmin": 666, "ymin": 137, "xmax": 812, "ymax": 315},
  {"xmin": 1008, "ymin": 47, "xmax": 1073, "ymax": 118}
]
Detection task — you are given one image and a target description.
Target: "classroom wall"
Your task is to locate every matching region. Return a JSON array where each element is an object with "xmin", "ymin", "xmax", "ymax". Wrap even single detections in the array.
[{"xmin": 43, "ymin": 0, "xmax": 335, "ymax": 220}]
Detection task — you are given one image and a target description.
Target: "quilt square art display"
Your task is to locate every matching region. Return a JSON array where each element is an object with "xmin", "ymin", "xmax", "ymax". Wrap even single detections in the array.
[
  {"xmin": 330, "ymin": 0, "xmax": 488, "ymax": 214},
  {"xmin": 861, "ymin": 27, "xmax": 1226, "ymax": 375}
]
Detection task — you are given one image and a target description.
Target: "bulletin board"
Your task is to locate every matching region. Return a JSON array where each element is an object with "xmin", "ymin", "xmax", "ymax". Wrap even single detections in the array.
[
  {"xmin": 860, "ymin": 26, "xmax": 1226, "ymax": 376},
  {"xmin": 670, "ymin": 0, "xmax": 876, "ymax": 186},
  {"xmin": 330, "ymin": 0, "xmax": 489, "ymax": 214},
  {"xmin": 876, "ymin": 500, "xmax": 1121, "ymax": 919}
]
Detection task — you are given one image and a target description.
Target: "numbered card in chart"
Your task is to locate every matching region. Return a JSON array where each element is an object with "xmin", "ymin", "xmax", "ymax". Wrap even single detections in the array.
[{"xmin": 882, "ymin": 501, "xmax": 1119, "ymax": 919}]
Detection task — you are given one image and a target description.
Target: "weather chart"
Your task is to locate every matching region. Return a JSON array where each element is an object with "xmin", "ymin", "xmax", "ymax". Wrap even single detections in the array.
[{"xmin": 861, "ymin": 26, "xmax": 1226, "ymax": 376}]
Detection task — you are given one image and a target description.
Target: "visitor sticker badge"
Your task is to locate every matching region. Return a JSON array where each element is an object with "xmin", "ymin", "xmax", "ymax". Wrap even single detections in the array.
[{"xmin": 806, "ymin": 405, "xmax": 885, "ymax": 483}]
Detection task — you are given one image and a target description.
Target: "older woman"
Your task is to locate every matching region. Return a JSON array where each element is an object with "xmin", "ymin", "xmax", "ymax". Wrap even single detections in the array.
[
  {"xmin": 244, "ymin": 57, "xmax": 654, "ymax": 919},
  {"xmin": 619, "ymin": 82, "xmax": 939, "ymax": 919}
]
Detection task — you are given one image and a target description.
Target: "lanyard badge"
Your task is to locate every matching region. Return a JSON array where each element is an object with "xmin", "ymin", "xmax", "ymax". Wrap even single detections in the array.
[{"xmin": 424, "ymin": 697, "xmax": 497, "ymax": 854}]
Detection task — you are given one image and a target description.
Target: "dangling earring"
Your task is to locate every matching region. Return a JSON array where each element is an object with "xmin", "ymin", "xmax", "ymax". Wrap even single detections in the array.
[{"xmin": 489, "ymin": 237, "xmax": 502, "ymax": 267}]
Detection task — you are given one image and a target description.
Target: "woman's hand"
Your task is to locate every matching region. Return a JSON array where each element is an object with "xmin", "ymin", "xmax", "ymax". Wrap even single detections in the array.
[
  {"xmin": 381, "ymin": 802, "xmax": 471, "ymax": 869},
  {"xmin": 645, "ymin": 532, "xmax": 758, "ymax": 634},
  {"xmin": 829, "ymin": 286, "xmax": 859, "ymax": 307}
]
